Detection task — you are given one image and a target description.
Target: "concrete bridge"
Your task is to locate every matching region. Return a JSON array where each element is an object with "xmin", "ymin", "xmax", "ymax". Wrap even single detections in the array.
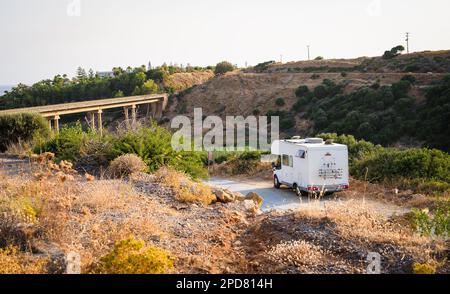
[{"xmin": 0, "ymin": 94, "xmax": 168, "ymax": 134}]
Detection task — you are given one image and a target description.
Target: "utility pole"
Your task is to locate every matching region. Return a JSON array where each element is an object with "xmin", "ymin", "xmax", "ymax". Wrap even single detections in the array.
[
  {"xmin": 280, "ymin": 54, "xmax": 283, "ymax": 63},
  {"xmin": 405, "ymin": 32, "xmax": 410, "ymax": 54},
  {"xmin": 307, "ymin": 45, "xmax": 310, "ymax": 61}
]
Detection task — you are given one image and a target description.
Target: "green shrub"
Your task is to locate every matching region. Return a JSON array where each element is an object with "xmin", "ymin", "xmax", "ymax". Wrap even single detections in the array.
[
  {"xmin": 411, "ymin": 200, "xmax": 450, "ymax": 237},
  {"xmin": 91, "ymin": 237, "xmax": 174, "ymax": 274},
  {"xmin": 0, "ymin": 113, "xmax": 50, "ymax": 152},
  {"xmin": 391, "ymin": 80, "xmax": 412, "ymax": 98},
  {"xmin": 401, "ymin": 74, "xmax": 417, "ymax": 84},
  {"xmin": 36, "ymin": 123, "xmax": 108, "ymax": 162},
  {"xmin": 111, "ymin": 123, "xmax": 208, "ymax": 179},
  {"xmin": 253, "ymin": 61, "xmax": 275, "ymax": 72},
  {"xmin": 275, "ymin": 97, "xmax": 285, "ymax": 106},
  {"xmin": 292, "ymin": 97, "xmax": 309, "ymax": 112},
  {"xmin": 352, "ymin": 148, "xmax": 450, "ymax": 183},
  {"xmin": 295, "ymin": 85, "xmax": 310, "ymax": 98},
  {"xmin": 214, "ymin": 61, "xmax": 235, "ymax": 75},
  {"xmin": 314, "ymin": 85, "xmax": 328, "ymax": 99}
]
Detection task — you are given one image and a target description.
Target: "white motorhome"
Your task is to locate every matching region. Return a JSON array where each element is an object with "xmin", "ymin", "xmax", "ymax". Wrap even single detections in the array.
[{"xmin": 271, "ymin": 137, "xmax": 349, "ymax": 196}]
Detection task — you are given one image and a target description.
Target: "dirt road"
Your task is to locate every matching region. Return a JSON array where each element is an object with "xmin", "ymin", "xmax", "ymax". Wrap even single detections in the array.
[{"xmin": 207, "ymin": 177, "xmax": 409, "ymax": 218}]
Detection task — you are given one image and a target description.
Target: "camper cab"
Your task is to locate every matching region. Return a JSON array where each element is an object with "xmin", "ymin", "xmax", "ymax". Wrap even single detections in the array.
[{"xmin": 271, "ymin": 138, "xmax": 349, "ymax": 196}]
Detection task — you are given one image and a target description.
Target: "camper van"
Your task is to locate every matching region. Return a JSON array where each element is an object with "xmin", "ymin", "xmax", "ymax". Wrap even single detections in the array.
[{"xmin": 271, "ymin": 138, "xmax": 349, "ymax": 196}]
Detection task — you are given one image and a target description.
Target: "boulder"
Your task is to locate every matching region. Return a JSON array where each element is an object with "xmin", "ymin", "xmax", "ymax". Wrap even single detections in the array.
[
  {"xmin": 245, "ymin": 192, "xmax": 264, "ymax": 208},
  {"xmin": 212, "ymin": 188, "xmax": 235, "ymax": 203}
]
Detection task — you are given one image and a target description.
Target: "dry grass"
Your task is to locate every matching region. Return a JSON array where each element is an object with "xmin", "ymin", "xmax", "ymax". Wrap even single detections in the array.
[
  {"xmin": 0, "ymin": 161, "xmax": 160, "ymax": 273},
  {"xmin": 155, "ymin": 167, "xmax": 216, "ymax": 205},
  {"xmin": 6, "ymin": 139, "xmax": 34, "ymax": 158},
  {"xmin": 295, "ymin": 201, "xmax": 439, "ymax": 264},
  {"xmin": 108, "ymin": 154, "xmax": 147, "ymax": 178},
  {"xmin": 267, "ymin": 240, "xmax": 329, "ymax": 269},
  {"xmin": 0, "ymin": 245, "xmax": 48, "ymax": 274}
]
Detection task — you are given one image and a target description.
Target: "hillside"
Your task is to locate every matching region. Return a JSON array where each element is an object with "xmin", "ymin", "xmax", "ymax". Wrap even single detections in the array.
[{"xmin": 167, "ymin": 50, "xmax": 450, "ymax": 151}]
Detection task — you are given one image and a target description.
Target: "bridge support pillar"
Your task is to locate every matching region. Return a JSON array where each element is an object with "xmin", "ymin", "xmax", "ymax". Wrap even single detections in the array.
[
  {"xmin": 150, "ymin": 102, "xmax": 157, "ymax": 119},
  {"xmin": 87, "ymin": 112, "xmax": 96, "ymax": 132},
  {"xmin": 124, "ymin": 107, "xmax": 130, "ymax": 129},
  {"xmin": 47, "ymin": 118, "xmax": 53, "ymax": 131},
  {"xmin": 155, "ymin": 101, "xmax": 163, "ymax": 119},
  {"xmin": 97, "ymin": 109, "xmax": 103, "ymax": 136},
  {"xmin": 53, "ymin": 115, "xmax": 60, "ymax": 133},
  {"xmin": 131, "ymin": 104, "xmax": 137, "ymax": 125}
]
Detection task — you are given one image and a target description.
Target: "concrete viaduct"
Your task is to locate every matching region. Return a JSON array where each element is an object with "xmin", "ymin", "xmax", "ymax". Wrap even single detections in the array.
[{"xmin": 0, "ymin": 94, "xmax": 168, "ymax": 135}]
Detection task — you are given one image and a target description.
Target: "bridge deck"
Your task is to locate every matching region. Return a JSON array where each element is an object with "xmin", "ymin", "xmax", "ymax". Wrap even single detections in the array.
[{"xmin": 0, "ymin": 94, "xmax": 168, "ymax": 118}]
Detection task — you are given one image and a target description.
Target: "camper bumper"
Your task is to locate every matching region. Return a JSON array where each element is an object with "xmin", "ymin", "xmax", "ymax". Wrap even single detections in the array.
[{"xmin": 306, "ymin": 184, "xmax": 349, "ymax": 192}]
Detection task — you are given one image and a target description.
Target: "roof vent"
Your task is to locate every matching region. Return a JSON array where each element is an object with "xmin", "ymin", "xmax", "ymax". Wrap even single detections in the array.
[{"xmin": 305, "ymin": 138, "xmax": 324, "ymax": 144}]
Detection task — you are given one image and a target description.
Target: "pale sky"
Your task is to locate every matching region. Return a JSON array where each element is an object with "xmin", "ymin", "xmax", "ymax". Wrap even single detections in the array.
[{"xmin": 1, "ymin": 0, "xmax": 450, "ymax": 85}]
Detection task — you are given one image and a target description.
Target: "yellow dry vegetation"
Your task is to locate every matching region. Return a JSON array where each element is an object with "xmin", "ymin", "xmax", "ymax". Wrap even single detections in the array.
[{"xmin": 155, "ymin": 167, "xmax": 216, "ymax": 205}]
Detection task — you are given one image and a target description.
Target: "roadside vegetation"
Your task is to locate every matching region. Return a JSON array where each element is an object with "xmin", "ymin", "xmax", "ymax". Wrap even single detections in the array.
[{"xmin": 291, "ymin": 74, "xmax": 450, "ymax": 151}]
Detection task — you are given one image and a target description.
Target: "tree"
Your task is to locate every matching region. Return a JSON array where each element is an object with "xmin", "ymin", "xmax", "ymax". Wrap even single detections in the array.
[
  {"xmin": 383, "ymin": 45, "xmax": 405, "ymax": 59},
  {"xmin": 142, "ymin": 80, "xmax": 158, "ymax": 94},
  {"xmin": 214, "ymin": 61, "xmax": 235, "ymax": 75},
  {"xmin": 76, "ymin": 67, "xmax": 87, "ymax": 80},
  {"xmin": 314, "ymin": 85, "xmax": 328, "ymax": 99},
  {"xmin": 314, "ymin": 56, "xmax": 324, "ymax": 60},
  {"xmin": 295, "ymin": 85, "xmax": 310, "ymax": 97}
]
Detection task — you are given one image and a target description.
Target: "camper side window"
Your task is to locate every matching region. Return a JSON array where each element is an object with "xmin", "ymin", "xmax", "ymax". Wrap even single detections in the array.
[
  {"xmin": 289, "ymin": 156, "xmax": 293, "ymax": 167},
  {"xmin": 296, "ymin": 150, "xmax": 306, "ymax": 159},
  {"xmin": 282, "ymin": 155, "xmax": 289, "ymax": 166}
]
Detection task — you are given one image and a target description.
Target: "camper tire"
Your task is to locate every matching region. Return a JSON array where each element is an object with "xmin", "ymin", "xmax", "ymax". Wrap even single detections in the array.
[
  {"xmin": 293, "ymin": 184, "xmax": 301, "ymax": 197},
  {"xmin": 274, "ymin": 176, "xmax": 281, "ymax": 189}
]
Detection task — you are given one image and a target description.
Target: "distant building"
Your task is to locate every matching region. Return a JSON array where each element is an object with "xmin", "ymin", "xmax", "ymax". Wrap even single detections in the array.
[{"xmin": 96, "ymin": 71, "xmax": 114, "ymax": 78}]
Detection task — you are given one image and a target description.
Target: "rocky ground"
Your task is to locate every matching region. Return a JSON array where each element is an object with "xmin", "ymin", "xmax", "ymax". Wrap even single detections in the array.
[{"xmin": 0, "ymin": 155, "xmax": 448, "ymax": 274}]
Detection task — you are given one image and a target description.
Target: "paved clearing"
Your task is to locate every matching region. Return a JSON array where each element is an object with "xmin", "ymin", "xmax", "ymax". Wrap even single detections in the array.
[{"xmin": 207, "ymin": 177, "xmax": 409, "ymax": 218}]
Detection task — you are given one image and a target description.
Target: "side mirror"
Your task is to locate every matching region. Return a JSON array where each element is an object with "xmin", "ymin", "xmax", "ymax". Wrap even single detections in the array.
[{"xmin": 271, "ymin": 162, "xmax": 276, "ymax": 169}]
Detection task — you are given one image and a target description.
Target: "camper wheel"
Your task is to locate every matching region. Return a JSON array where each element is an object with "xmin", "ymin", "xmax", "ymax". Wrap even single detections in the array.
[
  {"xmin": 274, "ymin": 176, "xmax": 281, "ymax": 189},
  {"xmin": 293, "ymin": 184, "xmax": 301, "ymax": 197}
]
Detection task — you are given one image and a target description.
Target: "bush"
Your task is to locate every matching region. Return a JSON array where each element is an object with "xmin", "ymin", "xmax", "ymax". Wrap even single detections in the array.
[
  {"xmin": 295, "ymin": 85, "xmax": 310, "ymax": 98},
  {"xmin": 275, "ymin": 97, "xmax": 285, "ymax": 106},
  {"xmin": 156, "ymin": 167, "xmax": 216, "ymax": 205},
  {"xmin": 253, "ymin": 61, "xmax": 275, "ymax": 72},
  {"xmin": 36, "ymin": 123, "xmax": 109, "ymax": 162},
  {"xmin": 352, "ymin": 148, "xmax": 450, "ymax": 183},
  {"xmin": 313, "ymin": 85, "xmax": 328, "ymax": 99},
  {"xmin": 391, "ymin": 80, "xmax": 412, "ymax": 98},
  {"xmin": 0, "ymin": 113, "xmax": 50, "ymax": 152},
  {"xmin": 412, "ymin": 262, "xmax": 436, "ymax": 274},
  {"xmin": 110, "ymin": 124, "xmax": 208, "ymax": 179},
  {"xmin": 91, "ymin": 237, "xmax": 174, "ymax": 274},
  {"xmin": 401, "ymin": 74, "xmax": 417, "ymax": 84},
  {"xmin": 411, "ymin": 200, "xmax": 450, "ymax": 237},
  {"xmin": 214, "ymin": 61, "xmax": 235, "ymax": 75},
  {"xmin": 292, "ymin": 97, "xmax": 309, "ymax": 112},
  {"xmin": 108, "ymin": 154, "xmax": 147, "ymax": 178}
]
